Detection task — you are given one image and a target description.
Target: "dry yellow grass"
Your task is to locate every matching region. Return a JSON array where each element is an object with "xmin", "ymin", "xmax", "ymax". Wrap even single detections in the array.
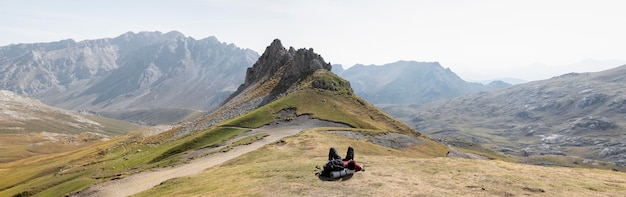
[{"xmin": 135, "ymin": 129, "xmax": 626, "ymax": 197}]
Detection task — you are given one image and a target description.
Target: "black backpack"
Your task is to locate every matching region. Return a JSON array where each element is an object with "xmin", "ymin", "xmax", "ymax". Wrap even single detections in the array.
[{"xmin": 320, "ymin": 159, "xmax": 344, "ymax": 177}]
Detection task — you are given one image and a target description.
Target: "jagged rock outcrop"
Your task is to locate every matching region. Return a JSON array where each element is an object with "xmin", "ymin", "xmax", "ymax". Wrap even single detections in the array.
[
  {"xmin": 177, "ymin": 39, "xmax": 342, "ymax": 137},
  {"xmin": 226, "ymin": 39, "xmax": 332, "ymax": 103},
  {"xmin": 0, "ymin": 31, "xmax": 259, "ymax": 113},
  {"xmin": 336, "ymin": 61, "xmax": 511, "ymax": 105}
]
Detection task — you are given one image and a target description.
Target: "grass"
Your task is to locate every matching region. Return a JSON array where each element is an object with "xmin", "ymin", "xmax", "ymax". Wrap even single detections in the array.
[
  {"xmin": 0, "ymin": 126, "xmax": 249, "ymax": 197},
  {"xmin": 221, "ymin": 89, "xmax": 415, "ymax": 135},
  {"xmin": 0, "ymin": 111, "xmax": 140, "ymax": 163},
  {"xmin": 0, "ymin": 69, "xmax": 419, "ymax": 196},
  {"xmin": 135, "ymin": 129, "xmax": 626, "ymax": 196},
  {"xmin": 443, "ymin": 139, "xmax": 513, "ymax": 161},
  {"xmin": 151, "ymin": 127, "xmax": 248, "ymax": 163},
  {"xmin": 0, "ymin": 136, "xmax": 126, "ymax": 196},
  {"xmin": 231, "ymin": 133, "xmax": 270, "ymax": 146},
  {"xmin": 521, "ymin": 155, "xmax": 626, "ymax": 171}
]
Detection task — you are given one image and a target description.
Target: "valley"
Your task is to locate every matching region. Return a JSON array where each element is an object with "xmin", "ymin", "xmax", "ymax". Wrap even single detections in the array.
[
  {"xmin": 384, "ymin": 66, "xmax": 626, "ymax": 169},
  {"xmin": 1, "ymin": 36, "xmax": 625, "ymax": 197}
]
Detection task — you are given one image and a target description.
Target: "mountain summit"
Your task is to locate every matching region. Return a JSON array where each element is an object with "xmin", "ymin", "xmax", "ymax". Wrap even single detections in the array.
[
  {"xmin": 183, "ymin": 39, "xmax": 348, "ymax": 131},
  {"xmin": 337, "ymin": 61, "xmax": 511, "ymax": 105},
  {"xmin": 227, "ymin": 39, "xmax": 333, "ymax": 105},
  {"xmin": 170, "ymin": 39, "xmax": 420, "ymax": 140},
  {"xmin": 0, "ymin": 31, "xmax": 258, "ymax": 114}
]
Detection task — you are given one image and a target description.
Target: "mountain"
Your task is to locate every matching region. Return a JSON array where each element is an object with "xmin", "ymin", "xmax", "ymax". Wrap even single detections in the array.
[
  {"xmin": 3, "ymin": 39, "xmax": 626, "ymax": 197},
  {"xmin": 520, "ymin": 59, "xmax": 626, "ymax": 81},
  {"xmin": 475, "ymin": 78, "xmax": 528, "ymax": 85},
  {"xmin": 384, "ymin": 64, "xmax": 626, "ymax": 166},
  {"xmin": 0, "ymin": 31, "xmax": 259, "ymax": 123},
  {"xmin": 1, "ymin": 39, "xmax": 447, "ymax": 196},
  {"xmin": 163, "ymin": 39, "xmax": 423, "ymax": 140},
  {"xmin": 336, "ymin": 61, "xmax": 511, "ymax": 105},
  {"xmin": 0, "ymin": 90, "xmax": 139, "ymax": 162}
]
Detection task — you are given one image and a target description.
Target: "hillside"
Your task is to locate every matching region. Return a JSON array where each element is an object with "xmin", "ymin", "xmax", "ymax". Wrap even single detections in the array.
[
  {"xmin": 0, "ymin": 90, "xmax": 139, "ymax": 163},
  {"xmin": 4, "ymin": 39, "xmax": 626, "ymax": 197},
  {"xmin": 137, "ymin": 129, "xmax": 626, "ymax": 196},
  {"xmin": 384, "ymin": 65, "xmax": 626, "ymax": 167},
  {"xmin": 336, "ymin": 61, "xmax": 511, "ymax": 105},
  {"xmin": 0, "ymin": 39, "xmax": 446, "ymax": 197},
  {"xmin": 0, "ymin": 31, "xmax": 258, "ymax": 124}
]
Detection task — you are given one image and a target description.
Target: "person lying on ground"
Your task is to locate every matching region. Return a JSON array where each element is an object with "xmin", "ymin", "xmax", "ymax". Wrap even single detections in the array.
[{"xmin": 317, "ymin": 146, "xmax": 363, "ymax": 179}]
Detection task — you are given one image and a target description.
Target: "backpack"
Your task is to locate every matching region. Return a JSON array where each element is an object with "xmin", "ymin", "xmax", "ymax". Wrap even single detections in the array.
[{"xmin": 320, "ymin": 159, "xmax": 344, "ymax": 177}]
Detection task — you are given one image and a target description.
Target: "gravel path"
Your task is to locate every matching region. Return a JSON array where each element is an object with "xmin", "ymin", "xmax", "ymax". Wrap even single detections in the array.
[{"xmin": 72, "ymin": 117, "xmax": 349, "ymax": 197}]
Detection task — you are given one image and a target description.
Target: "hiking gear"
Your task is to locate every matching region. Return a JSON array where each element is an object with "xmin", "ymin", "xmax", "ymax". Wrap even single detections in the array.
[
  {"xmin": 318, "ymin": 147, "xmax": 362, "ymax": 178},
  {"xmin": 330, "ymin": 169, "xmax": 354, "ymax": 179},
  {"xmin": 321, "ymin": 159, "xmax": 345, "ymax": 177}
]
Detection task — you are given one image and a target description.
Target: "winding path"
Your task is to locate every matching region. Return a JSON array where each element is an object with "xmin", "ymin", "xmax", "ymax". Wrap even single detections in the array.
[{"xmin": 72, "ymin": 117, "xmax": 348, "ymax": 197}]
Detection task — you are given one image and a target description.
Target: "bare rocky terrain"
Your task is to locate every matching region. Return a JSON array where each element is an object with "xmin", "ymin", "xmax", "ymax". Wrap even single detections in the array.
[
  {"xmin": 0, "ymin": 31, "xmax": 258, "ymax": 124},
  {"xmin": 384, "ymin": 65, "xmax": 626, "ymax": 166}
]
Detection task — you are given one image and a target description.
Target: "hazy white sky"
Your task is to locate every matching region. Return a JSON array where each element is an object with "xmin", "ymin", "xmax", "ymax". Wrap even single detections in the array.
[{"xmin": 1, "ymin": 0, "xmax": 624, "ymax": 81}]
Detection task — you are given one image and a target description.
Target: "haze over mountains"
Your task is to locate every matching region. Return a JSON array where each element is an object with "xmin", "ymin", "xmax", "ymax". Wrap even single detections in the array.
[
  {"xmin": 2, "ymin": 34, "xmax": 626, "ymax": 196},
  {"xmin": 0, "ymin": 31, "xmax": 258, "ymax": 116},
  {"xmin": 2, "ymin": 31, "xmax": 625, "ymax": 167},
  {"xmin": 384, "ymin": 65, "xmax": 626, "ymax": 166},
  {"xmin": 334, "ymin": 61, "xmax": 511, "ymax": 105},
  {"xmin": 0, "ymin": 32, "xmax": 517, "ymax": 125}
]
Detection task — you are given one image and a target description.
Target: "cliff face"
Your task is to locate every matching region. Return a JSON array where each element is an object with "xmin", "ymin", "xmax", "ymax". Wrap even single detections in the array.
[
  {"xmin": 218, "ymin": 39, "xmax": 332, "ymax": 111},
  {"xmin": 0, "ymin": 31, "xmax": 259, "ymax": 112},
  {"xmin": 227, "ymin": 39, "xmax": 332, "ymax": 104}
]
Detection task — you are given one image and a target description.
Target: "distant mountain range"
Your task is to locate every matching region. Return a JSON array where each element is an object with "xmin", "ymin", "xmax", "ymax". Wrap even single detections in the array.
[
  {"xmin": 384, "ymin": 65, "xmax": 626, "ymax": 166},
  {"xmin": 0, "ymin": 33, "xmax": 515, "ymax": 125},
  {"xmin": 0, "ymin": 31, "xmax": 258, "ymax": 115},
  {"xmin": 334, "ymin": 61, "xmax": 511, "ymax": 105}
]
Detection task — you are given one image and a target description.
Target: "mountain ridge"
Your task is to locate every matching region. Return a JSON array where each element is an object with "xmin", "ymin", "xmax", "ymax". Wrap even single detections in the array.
[
  {"xmin": 385, "ymin": 64, "xmax": 626, "ymax": 166},
  {"xmin": 0, "ymin": 31, "xmax": 259, "ymax": 116},
  {"xmin": 336, "ymin": 60, "xmax": 511, "ymax": 105},
  {"xmin": 3, "ymin": 39, "xmax": 626, "ymax": 197}
]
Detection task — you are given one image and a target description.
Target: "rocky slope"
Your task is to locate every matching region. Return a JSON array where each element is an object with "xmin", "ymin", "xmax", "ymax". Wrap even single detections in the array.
[
  {"xmin": 384, "ymin": 65, "xmax": 626, "ymax": 165},
  {"xmin": 0, "ymin": 90, "xmax": 138, "ymax": 162},
  {"xmin": 0, "ymin": 39, "xmax": 447, "ymax": 196},
  {"xmin": 335, "ymin": 61, "xmax": 510, "ymax": 105},
  {"xmin": 179, "ymin": 39, "xmax": 338, "ymax": 133},
  {"xmin": 0, "ymin": 31, "xmax": 258, "ymax": 115}
]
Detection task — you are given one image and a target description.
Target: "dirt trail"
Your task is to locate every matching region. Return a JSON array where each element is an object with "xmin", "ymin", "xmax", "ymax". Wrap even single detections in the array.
[{"xmin": 72, "ymin": 117, "xmax": 348, "ymax": 197}]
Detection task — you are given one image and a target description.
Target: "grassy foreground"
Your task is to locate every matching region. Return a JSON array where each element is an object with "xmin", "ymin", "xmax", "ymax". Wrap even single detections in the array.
[
  {"xmin": 0, "ymin": 126, "xmax": 248, "ymax": 197},
  {"xmin": 135, "ymin": 129, "xmax": 626, "ymax": 196}
]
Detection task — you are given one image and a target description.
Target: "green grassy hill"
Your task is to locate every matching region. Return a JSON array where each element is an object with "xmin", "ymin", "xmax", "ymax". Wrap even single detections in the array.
[
  {"xmin": 0, "ymin": 90, "xmax": 141, "ymax": 163},
  {"xmin": 0, "ymin": 69, "xmax": 447, "ymax": 197}
]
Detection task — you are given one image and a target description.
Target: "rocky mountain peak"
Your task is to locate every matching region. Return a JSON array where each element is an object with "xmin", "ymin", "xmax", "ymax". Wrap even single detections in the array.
[
  {"xmin": 183, "ymin": 40, "xmax": 340, "ymax": 136},
  {"xmin": 0, "ymin": 31, "xmax": 259, "ymax": 113},
  {"xmin": 236, "ymin": 39, "xmax": 331, "ymax": 95}
]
